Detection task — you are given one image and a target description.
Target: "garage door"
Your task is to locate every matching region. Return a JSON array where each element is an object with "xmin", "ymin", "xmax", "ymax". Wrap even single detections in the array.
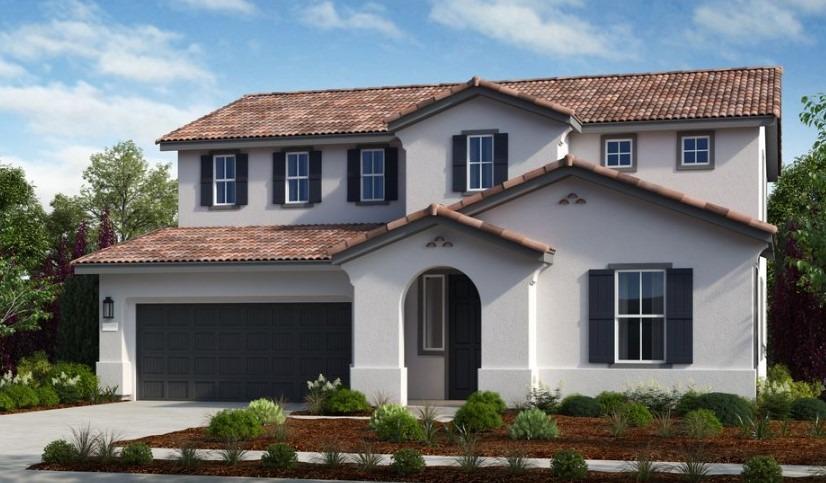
[{"xmin": 136, "ymin": 303, "xmax": 351, "ymax": 401}]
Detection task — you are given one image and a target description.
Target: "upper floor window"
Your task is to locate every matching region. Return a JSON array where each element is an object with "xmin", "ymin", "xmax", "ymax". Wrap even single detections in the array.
[
  {"xmin": 214, "ymin": 154, "xmax": 236, "ymax": 205},
  {"xmin": 286, "ymin": 152, "xmax": 310, "ymax": 204},
  {"xmin": 679, "ymin": 132, "xmax": 714, "ymax": 169},
  {"xmin": 467, "ymin": 134, "xmax": 494, "ymax": 191},
  {"xmin": 603, "ymin": 136, "xmax": 635, "ymax": 169},
  {"xmin": 361, "ymin": 149, "xmax": 385, "ymax": 201},
  {"xmin": 616, "ymin": 270, "xmax": 665, "ymax": 362}
]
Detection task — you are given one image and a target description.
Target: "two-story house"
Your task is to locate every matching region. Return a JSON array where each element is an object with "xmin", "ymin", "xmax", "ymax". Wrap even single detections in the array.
[{"xmin": 74, "ymin": 67, "xmax": 781, "ymax": 405}]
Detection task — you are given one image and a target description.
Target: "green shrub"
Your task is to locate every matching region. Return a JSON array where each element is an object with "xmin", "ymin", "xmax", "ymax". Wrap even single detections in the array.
[
  {"xmin": 758, "ymin": 364, "xmax": 823, "ymax": 402},
  {"xmin": 121, "ymin": 442, "xmax": 153, "ymax": 466},
  {"xmin": 558, "ymin": 395, "xmax": 602, "ymax": 417},
  {"xmin": 42, "ymin": 439, "xmax": 77, "ymax": 464},
  {"xmin": 261, "ymin": 443, "xmax": 297, "ymax": 469},
  {"xmin": 453, "ymin": 400, "xmax": 503, "ymax": 432},
  {"xmin": 791, "ymin": 397, "xmax": 826, "ymax": 421},
  {"xmin": 595, "ymin": 391, "xmax": 627, "ymax": 416},
  {"xmin": 56, "ymin": 274, "xmax": 100, "ymax": 368},
  {"xmin": 741, "ymin": 456, "xmax": 782, "ymax": 483},
  {"xmin": 207, "ymin": 409, "xmax": 263, "ymax": 441},
  {"xmin": 0, "ymin": 392, "xmax": 15, "ymax": 411},
  {"xmin": 17, "ymin": 351, "xmax": 52, "ymax": 383},
  {"xmin": 35, "ymin": 385, "xmax": 60, "ymax": 407},
  {"xmin": 675, "ymin": 390, "xmax": 704, "ymax": 415},
  {"xmin": 551, "ymin": 449, "xmax": 588, "ymax": 480},
  {"xmin": 391, "ymin": 448, "xmax": 425, "ymax": 475},
  {"xmin": 48, "ymin": 362, "xmax": 98, "ymax": 403},
  {"xmin": 509, "ymin": 408, "xmax": 559, "ymax": 440},
  {"xmin": 621, "ymin": 402, "xmax": 653, "ymax": 427},
  {"xmin": 1, "ymin": 384, "xmax": 39, "ymax": 409},
  {"xmin": 678, "ymin": 392, "xmax": 753, "ymax": 426},
  {"xmin": 683, "ymin": 409, "xmax": 723, "ymax": 439},
  {"xmin": 247, "ymin": 399, "xmax": 286, "ymax": 425},
  {"xmin": 323, "ymin": 388, "xmax": 371, "ymax": 415},
  {"xmin": 758, "ymin": 393, "xmax": 792, "ymax": 420},
  {"xmin": 369, "ymin": 404, "xmax": 423, "ymax": 442},
  {"xmin": 525, "ymin": 383, "xmax": 561, "ymax": 413},
  {"xmin": 623, "ymin": 383, "xmax": 683, "ymax": 413},
  {"xmin": 466, "ymin": 390, "xmax": 506, "ymax": 414}
]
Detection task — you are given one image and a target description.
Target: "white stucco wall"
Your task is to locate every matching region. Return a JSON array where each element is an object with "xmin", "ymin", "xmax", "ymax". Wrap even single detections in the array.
[
  {"xmin": 403, "ymin": 281, "xmax": 446, "ymax": 400},
  {"xmin": 569, "ymin": 127, "xmax": 762, "ymax": 219}
]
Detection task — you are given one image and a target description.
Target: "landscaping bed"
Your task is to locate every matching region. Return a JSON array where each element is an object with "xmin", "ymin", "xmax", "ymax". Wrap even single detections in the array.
[
  {"xmin": 122, "ymin": 413, "xmax": 826, "ymax": 465},
  {"xmin": 0, "ymin": 398, "xmax": 125, "ymax": 415}
]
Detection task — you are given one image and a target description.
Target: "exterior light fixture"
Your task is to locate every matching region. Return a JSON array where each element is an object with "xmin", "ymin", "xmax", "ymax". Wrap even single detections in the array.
[{"xmin": 102, "ymin": 297, "xmax": 114, "ymax": 319}]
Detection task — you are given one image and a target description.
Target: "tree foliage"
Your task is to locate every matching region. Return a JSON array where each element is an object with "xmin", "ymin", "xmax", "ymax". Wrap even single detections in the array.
[
  {"xmin": 0, "ymin": 164, "xmax": 50, "ymax": 271},
  {"xmin": 0, "ymin": 258, "xmax": 56, "ymax": 338}
]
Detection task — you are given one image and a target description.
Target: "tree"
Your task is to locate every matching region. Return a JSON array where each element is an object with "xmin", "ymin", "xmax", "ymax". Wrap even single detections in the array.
[
  {"xmin": 0, "ymin": 164, "xmax": 50, "ymax": 271},
  {"xmin": 46, "ymin": 194, "xmax": 89, "ymax": 247},
  {"xmin": 0, "ymin": 258, "xmax": 55, "ymax": 338},
  {"xmin": 56, "ymin": 222, "xmax": 99, "ymax": 368},
  {"xmin": 79, "ymin": 140, "xmax": 177, "ymax": 241}
]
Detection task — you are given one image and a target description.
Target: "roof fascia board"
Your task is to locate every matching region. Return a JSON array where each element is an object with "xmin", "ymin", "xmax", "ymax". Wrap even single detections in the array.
[
  {"xmin": 159, "ymin": 133, "xmax": 396, "ymax": 151},
  {"xmin": 73, "ymin": 260, "xmax": 336, "ymax": 275},
  {"xmin": 388, "ymin": 88, "xmax": 582, "ymax": 133},
  {"xmin": 580, "ymin": 116, "xmax": 776, "ymax": 134}
]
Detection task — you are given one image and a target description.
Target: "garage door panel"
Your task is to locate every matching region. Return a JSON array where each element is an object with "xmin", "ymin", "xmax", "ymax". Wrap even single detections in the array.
[
  {"xmin": 194, "ymin": 307, "xmax": 220, "ymax": 326},
  {"xmin": 194, "ymin": 381, "xmax": 217, "ymax": 399},
  {"xmin": 246, "ymin": 332, "xmax": 270, "ymax": 351},
  {"xmin": 219, "ymin": 333, "xmax": 243, "ymax": 351},
  {"xmin": 167, "ymin": 381, "xmax": 189, "ymax": 399},
  {"xmin": 193, "ymin": 357, "xmax": 216, "ymax": 376},
  {"xmin": 143, "ymin": 381, "xmax": 165, "ymax": 399},
  {"xmin": 194, "ymin": 332, "xmax": 216, "ymax": 350},
  {"xmin": 167, "ymin": 357, "xmax": 190, "ymax": 375},
  {"xmin": 167, "ymin": 332, "xmax": 190, "ymax": 351}
]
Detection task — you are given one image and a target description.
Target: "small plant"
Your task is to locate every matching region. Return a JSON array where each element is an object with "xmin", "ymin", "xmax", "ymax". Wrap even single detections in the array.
[
  {"xmin": 121, "ymin": 442, "xmax": 153, "ymax": 466},
  {"xmin": 391, "ymin": 448, "xmax": 425, "ymax": 475},
  {"xmin": 551, "ymin": 449, "xmax": 588, "ymax": 481},
  {"xmin": 683, "ymin": 409, "xmax": 723, "ymax": 439},
  {"xmin": 35, "ymin": 386, "xmax": 60, "ymax": 407},
  {"xmin": 70, "ymin": 424, "xmax": 98, "ymax": 462},
  {"xmin": 621, "ymin": 401, "xmax": 653, "ymax": 427},
  {"xmin": 625, "ymin": 453, "xmax": 658, "ymax": 482},
  {"xmin": 220, "ymin": 440, "xmax": 247, "ymax": 466},
  {"xmin": 354, "ymin": 445, "xmax": 382, "ymax": 471},
  {"xmin": 624, "ymin": 382, "xmax": 684, "ymax": 413},
  {"xmin": 94, "ymin": 430, "xmax": 120, "ymax": 463},
  {"xmin": 780, "ymin": 418, "xmax": 792, "ymax": 437},
  {"xmin": 506, "ymin": 451, "xmax": 530, "ymax": 474},
  {"xmin": 418, "ymin": 404, "xmax": 441, "ymax": 445},
  {"xmin": 270, "ymin": 422, "xmax": 289, "ymax": 442},
  {"xmin": 93, "ymin": 385, "xmax": 121, "ymax": 403},
  {"xmin": 737, "ymin": 414, "xmax": 774, "ymax": 440},
  {"xmin": 16, "ymin": 351, "xmax": 52, "ymax": 381},
  {"xmin": 248, "ymin": 398, "xmax": 286, "ymax": 425},
  {"xmin": 453, "ymin": 400, "xmax": 503, "ymax": 432},
  {"xmin": 791, "ymin": 397, "xmax": 826, "ymax": 420},
  {"xmin": 607, "ymin": 409, "xmax": 629, "ymax": 437},
  {"xmin": 323, "ymin": 388, "xmax": 371, "ymax": 415},
  {"xmin": 304, "ymin": 373, "xmax": 341, "ymax": 415},
  {"xmin": 207, "ymin": 409, "xmax": 263, "ymax": 440},
  {"xmin": 525, "ymin": 382, "xmax": 561, "ymax": 413},
  {"xmin": 595, "ymin": 391, "xmax": 628, "ymax": 416},
  {"xmin": 42, "ymin": 439, "xmax": 77, "ymax": 464},
  {"xmin": 758, "ymin": 393, "xmax": 792, "ymax": 420},
  {"xmin": 466, "ymin": 390, "xmax": 506, "ymax": 413},
  {"xmin": 48, "ymin": 362, "xmax": 98, "ymax": 403},
  {"xmin": 558, "ymin": 394, "xmax": 602, "ymax": 417},
  {"xmin": 653, "ymin": 409, "xmax": 674, "ymax": 436},
  {"xmin": 452, "ymin": 423, "xmax": 479, "ymax": 449},
  {"xmin": 809, "ymin": 415, "xmax": 826, "ymax": 437},
  {"xmin": 370, "ymin": 391, "xmax": 390, "ymax": 408},
  {"xmin": 318, "ymin": 442, "xmax": 346, "ymax": 468},
  {"xmin": 261, "ymin": 443, "xmax": 297, "ymax": 469},
  {"xmin": 369, "ymin": 404, "xmax": 423, "ymax": 442},
  {"xmin": 678, "ymin": 453, "xmax": 711, "ymax": 483},
  {"xmin": 678, "ymin": 392, "xmax": 753, "ymax": 427},
  {"xmin": 741, "ymin": 455, "xmax": 782, "ymax": 483},
  {"xmin": 176, "ymin": 446, "xmax": 201, "ymax": 469},
  {"xmin": 1, "ymin": 384, "xmax": 39, "ymax": 409},
  {"xmin": 509, "ymin": 408, "xmax": 559, "ymax": 440},
  {"xmin": 304, "ymin": 391, "xmax": 326, "ymax": 415}
]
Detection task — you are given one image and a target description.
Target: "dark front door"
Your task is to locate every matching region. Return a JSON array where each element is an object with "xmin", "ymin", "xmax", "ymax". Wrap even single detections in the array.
[
  {"xmin": 136, "ymin": 303, "xmax": 351, "ymax": 402},
  {"xmin": 448, "ymin": 274, "xmax": 481, "ymax": 400}
]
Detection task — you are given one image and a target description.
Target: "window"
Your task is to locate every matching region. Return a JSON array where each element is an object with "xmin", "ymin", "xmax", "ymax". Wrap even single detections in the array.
[
  {"xmin": 214, "ymin": 154, "xmax": 236, "ymax": 205},
  {"xmin": 604, "ymin": 138, "xmax": 634, "ymax": 168},
  {"xmin": 680, "ymin": 134, "xmax": 711, "ymax": 166},
  {"xmin": 361, "ymin": 149, "xmax": 385, "ymax": 201},
  {"xmin": 422, "ymin": 274, "xmax": 445, "ymax": 352},
  {"xmin": 286, "ymin": 152, "xmax": 310, "ymax": 203},
  {"xmin": 467, "ymin": 134, "xmax": 493, "ymax": 191},
  {"xmin": 616, "ymin": 270, "xmax": 665, "ymax": 362}
]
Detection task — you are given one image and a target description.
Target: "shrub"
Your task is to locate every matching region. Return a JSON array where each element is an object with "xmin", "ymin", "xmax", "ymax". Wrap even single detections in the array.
[
  {"xmin": 247, "ymin": 399, "xmax": 286, "ymax": 425},
  {"xmin": 391, "ymin": 448, "xmax": 425, "ymax": 475},
  {"xmin": 675, "ymin": 390, "xmax": 704, "ymax": 415},
  {"xmin": 418, "ymin": 405, "xmax": 441, "ymax": 445},
  {"xmin": 35, "ymin": 385, "xmax": 60, "ymax": 407},
  {"xmin": 508, "ymin": 408, "xmax": 559, "ymax": 440},
  {"xmin": 0, "ymin": 392, "xmax": 15, "ymax": 411},
  {"xmin": 758, "ymin": 393, "xmax": 793, "ymax": 420},
  {"xmin": 207, "ymin": 409, "xmax": 263, "ymax": 441},
  {"xmin": 654, "ymin": 409, "xmax": 675, "ymax": 437},
  {"xmin": 176, "ymin": 446, "xmax": 201, "ymax": 469},
  {"xmin": 525, "ymin": 382, "xmax": 561, "ymax": 413},
  {"xmin": 70, "ymin": 424, "xmax": 97, "ymax": 461},
  {"xmin": 623, "ymin": 383, "xmax": 683, "ymax": 413},
  {"xmin": 42, "ymin": 439, "xmax": 77, "ymax": 464},
  {"xmin": 1, "ymin": 384, "xmax": 39, "ymax": 409},
  {"xmin": 558, "ymin": 395, "xmax": 601, "ymax": 417},
  {"xmin": 318, "ymin": 443, "xmax": 346, "ymax": 467},
  {"xmin": 506, "ymin": 451, "xmax": 529, "ymax": 474},
  {"xmin": 304, "ymin": 373, "xmax": 341, "ymax": 414},
  {"xmin": 738, "ymin": 414, "xmax": 774, "ymax": 440},
  {"xmin": 220, "ymin": 441, "xmax": 247, "ymax": 466},
  {"xmin": 595, "ymin": 391, "xmax": 627, "ymax": 416},
  {"xmin": 621, "ymin": 402, "xmax": 653, "ymax": 427},
  {"xmin": 369, "ymin": 404, "xmax": 423, "ymax": 442},
  {"xmin": 791, "ymin": 397, "xmax": 826, "ymax": 421},
  {"xmin": 758, "ymin": 364, "xmax": 823, "ymax": 402},
  {"xmin": 679, "ymin": 454, "xmax": 711, "ymax": 483},
  {"xmin": 551, "ymin": 449, "xmax": 588, "ymax": 480},
  {"xmin": 627, "ymin": 453, "xmax": 658, "ymax": 482},
  {"xmin": 17, "ymin": 351, "xmax": 52, "ymax": 383},
  {"xmin": 261, "ymin": 443, "xmax": 297, "ymax": 469},
  {"xmin": 741, "ymin": 456, "xmax": 782, "ymax": 483},
  {"xmin": 354, "ymin": 445, "xmax": 382, "ymax": 471},
  {"xmin": 678, "ymin": 392, "xmax": 753, "ymax": 426},
  {"xmin": 48, "ymin": 362, "xmax": 98, "ymax": 403},
  {"xmin": 323, "ymin": 388, "xmax": 370, "ymax": 415},
  {"xmin": 683, "ymin": 409, "xmax": 723, "ymax": 439},
  {"xmin": 466, "ymin": 390, "xmax": 506, "ymax": 413},
  {"xmin": 607, "ymin": 410, "xmax": 628, "ymax": 437},
  {"xmin": 453, "ymin": 400, "xmax": 503, "ymax": 433},
  {"xmin": 95, "ymin": 431, "xmax": 119, "ymax": 463},
  {"xmin": 121, "ymin": 442, "xmax": 153, "ymax": 466}
]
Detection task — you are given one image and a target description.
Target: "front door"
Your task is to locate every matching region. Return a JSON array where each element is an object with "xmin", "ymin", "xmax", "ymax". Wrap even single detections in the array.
[{"xmin": 448, "ymin": 273, "xmax": 481, "ymax": 400}]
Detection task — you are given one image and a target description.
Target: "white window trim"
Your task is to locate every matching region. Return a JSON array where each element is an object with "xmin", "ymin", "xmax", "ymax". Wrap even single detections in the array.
[
  {"xmin": 360, "ymin": 148, "xmax": 385, "ymax": 202},
  {"xmin": 614, "ymin": 269, "xmax": 667, "ymax": 363},
  {"xmin": 213, "ymin": 154, "xmax": 236, "ymax": 206},
  {"xmin": 466, "ymin": 134, "xmax": 494, "ymax": 192},
  {"xmin": 422, "ymin": 274, "xmax": 446, "ymax": 352},
  {"xmin": 285, "ymin": 151, "xmax": 310, "ymax": 204},
  {"xmin": 680, "ymin": 135, "xmax": 711, "ymax": 166},
  {"xmin": 604, "ymin": 138, "xmax": 634, "ymax": 168}
]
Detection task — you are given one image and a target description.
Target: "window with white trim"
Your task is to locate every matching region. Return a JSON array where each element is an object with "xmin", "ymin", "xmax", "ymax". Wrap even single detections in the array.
[
  {"xmin": 616, "ymin": 270, "xmax": 665, "ymax": 362},
  {"xmin": 422, "ymin": 274, "xmax": 446, "ymax": 352},
  {"xmin": 605, "ymin": 138, "xmax": 633, "ymax": 168},
  {"xmin": 467, "ymin": 134, "xmax": 493, "ymax": 191},
  {"xmin": 361, "ymin": 149, "xmax": 385, "ymax": 201},
  {"xmin": 286, "ymin": 152, "xmax": 310, "ymax": 204},
  {"xmin": 681, "ymin": 135, "xmax": 711, "ymax": 166},
  {"xmin": 214, "ymin": 154, "xmax": 236, "ymax": 205}
]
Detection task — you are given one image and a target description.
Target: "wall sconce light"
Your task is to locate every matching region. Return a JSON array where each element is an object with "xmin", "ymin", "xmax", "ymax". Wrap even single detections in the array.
[{"xmin": 102, "ymin": 297, "xmax": 114, "ymax": 319}]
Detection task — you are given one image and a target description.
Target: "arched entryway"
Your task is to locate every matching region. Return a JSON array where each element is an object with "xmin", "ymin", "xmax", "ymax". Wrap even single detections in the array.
[{"xmin": 402, "ymin": 267, "xmax": 481, "ymax": 401}]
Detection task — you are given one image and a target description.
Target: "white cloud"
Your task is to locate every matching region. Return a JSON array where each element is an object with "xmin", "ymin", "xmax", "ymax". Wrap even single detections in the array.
[
  {"xmin": 429, "ymin": 0, "xmax": 636, "ymax": 58},
  {"xmin": 693, "ymin": 0, "xmax": 826, "ymax": 43},
  {"xmin": 0, "ymin": 57, "xmax": 25, "ymax": 78},
  {"xmin": 299, "ymin": 1, "xmax": 405, "ymax": 40},
  {"xmin": 172, "ymin": 0, "xmax": 257, "ymax": 15}
]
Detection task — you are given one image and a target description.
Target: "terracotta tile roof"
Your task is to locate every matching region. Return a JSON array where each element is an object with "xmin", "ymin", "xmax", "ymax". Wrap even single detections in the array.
[
  {"xmin": 71, "ymin": 224, "xmax": 380, "ymax": 265},
  {"xmin": 448, "ymin": 155, "xmax": 778, "ymax": 236},
  {"xmin": 326, "ymin": 203, "xmax": 554, "ymax": 258},
  {"xmin": 158, "ymin": 66, "xmax": 781, "ymax": 143}
]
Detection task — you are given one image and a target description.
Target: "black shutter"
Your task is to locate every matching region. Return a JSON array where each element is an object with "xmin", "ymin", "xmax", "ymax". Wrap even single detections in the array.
[
  {"xmin": 589, "ymin": 269, "xmax": 615, "ymax": 363},
  {"xmin": 200, "ymin": 155, "xmax": 213, "ymax": 206},
  {"xmin": 493, "ymin": 133, "xmax": 508, "ymax": 185},
  {"xmin": 309, "ymin": 150, "xmax": 322, "ymax": 203},
  {"xmin": 385, "ymin": 147, "xmax": 398, "ymax": 201},
  {"xmin": 347, "ymin": 148, "xmax": 360, "ymax": 202},
  {"xmin": 452, "ymin": 135, "xmax": 467, "ymax": 192},
  {"xmin": 272, "ymin": 152, "xmax": 286, "ymax": 205},
  {"xmin": 666, "ymin": 268, "xmax": 694, "ymax": 364},
  {"xmin": 235, "ymin": 153, "xmax": 248, "ymax": 206}
]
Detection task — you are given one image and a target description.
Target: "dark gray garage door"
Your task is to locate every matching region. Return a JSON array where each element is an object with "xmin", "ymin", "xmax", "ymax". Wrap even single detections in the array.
[{"xmin": 136, "ymin": 303, "xmax": 351, "ymax": 401}]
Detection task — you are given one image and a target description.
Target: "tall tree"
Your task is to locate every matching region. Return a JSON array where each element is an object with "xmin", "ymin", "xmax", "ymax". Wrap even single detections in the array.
[
  {"xmin": 0, "ymin": 164, "xmax": 50, "ymax": 271},
  {"xmin": 79, "ymin": 140, "xmax": 177, "ymax": 241},
  {"xmin": 0, "ymin": 258, "xmax": 55, "ymax": 338},
  {"xmin": 46, "ymin": 194, "xmax": 89, "ymax": 247}
]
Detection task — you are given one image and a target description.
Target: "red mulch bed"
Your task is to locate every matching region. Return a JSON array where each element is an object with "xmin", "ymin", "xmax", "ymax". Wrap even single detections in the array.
[
  {"xmin": 30, "ymin": 461, "xmax": 765, "ymax": 482},
  {"xmin": 0, "ymin": 399, "xmax": 126, "ymax": 415},
  {"xmin": 122, "ymin": 412, "xmax": 826, "ymax": 465}
]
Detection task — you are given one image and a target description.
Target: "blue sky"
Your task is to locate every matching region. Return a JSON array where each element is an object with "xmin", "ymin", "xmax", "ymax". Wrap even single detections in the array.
[{"xmin": 0, "ymin": 0, "xmax": 824, "ymax": 206}]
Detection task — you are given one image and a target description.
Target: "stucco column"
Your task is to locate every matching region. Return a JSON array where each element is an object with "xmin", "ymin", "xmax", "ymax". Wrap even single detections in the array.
[{"xmin": 96, "ymin": 275, "xmax": 133, "ymax": 398}]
